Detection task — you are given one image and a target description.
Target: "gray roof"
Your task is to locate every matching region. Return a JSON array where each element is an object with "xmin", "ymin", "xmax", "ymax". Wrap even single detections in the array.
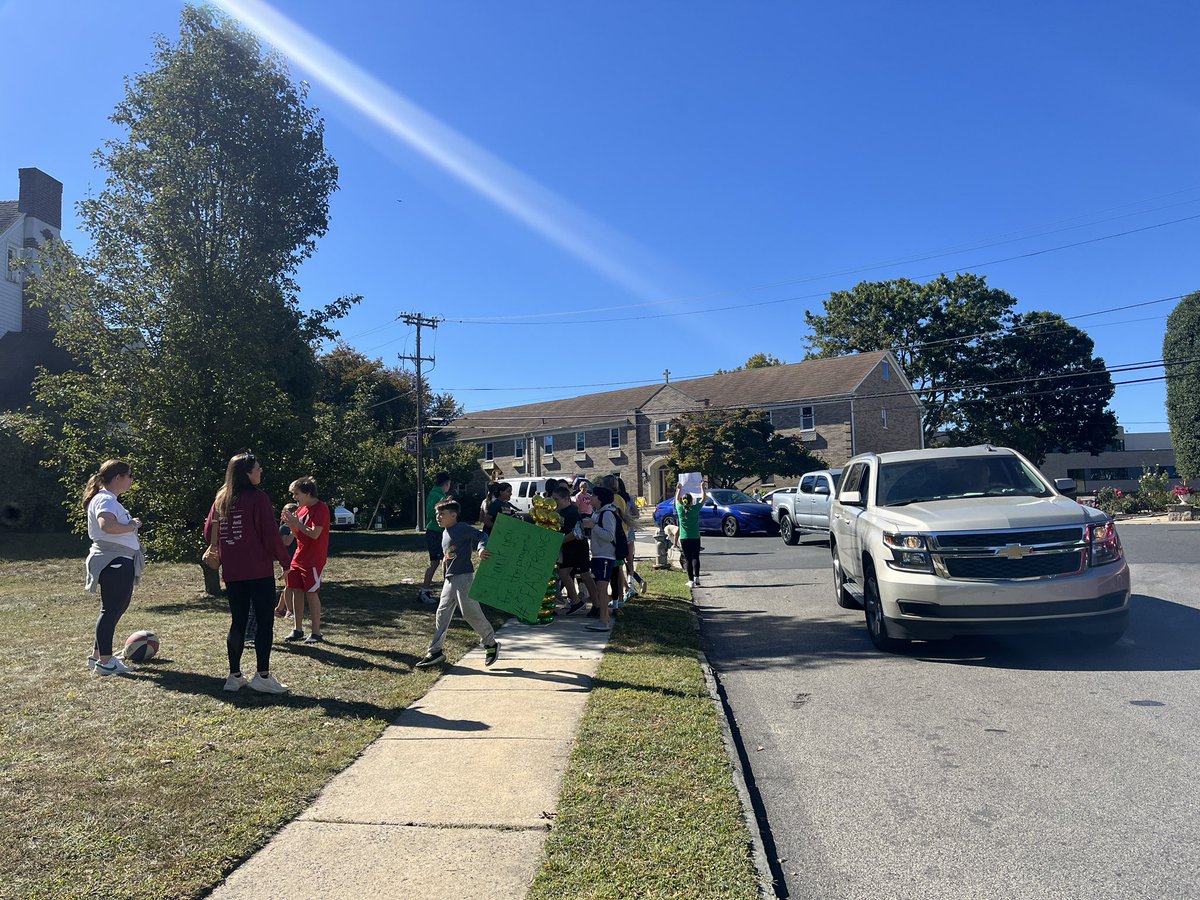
[
  {"xmin": 439, "ymin": 350, "xmax": 893, "ymax": 442},
  {"xmin": 0, "ymin": 201, "xmax": 21, "ymax": 237}
]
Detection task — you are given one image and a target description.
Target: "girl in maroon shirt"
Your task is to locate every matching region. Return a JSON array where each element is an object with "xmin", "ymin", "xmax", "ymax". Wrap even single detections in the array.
[{"xmin": 204, "ymin": 452, "xmax": 293, "ymax": 694}]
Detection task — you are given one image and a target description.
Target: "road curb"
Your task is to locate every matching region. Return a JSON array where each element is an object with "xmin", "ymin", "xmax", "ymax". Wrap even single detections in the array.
[{"xmin": 691, "ymin": 600, "xmax": 786, "ymax": 899}]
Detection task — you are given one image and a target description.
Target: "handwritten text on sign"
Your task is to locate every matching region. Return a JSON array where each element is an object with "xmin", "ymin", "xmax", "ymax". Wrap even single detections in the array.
[{"xmin": 469, "ymin": 513, "xmax": 564, "ymax": 624}]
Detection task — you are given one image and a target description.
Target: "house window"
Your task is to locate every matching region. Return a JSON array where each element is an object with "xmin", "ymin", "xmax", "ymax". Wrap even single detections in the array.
[
  {"xmin": 576, "ymin": 431, "xmax": 586, "ymax": 452},
  {"xmin": 544, "ymin": 434, "xmax": 554, "ymax": 455},
  {"xmin": 514, "ymin": 438, "xmax": 526, "ymax": 459},
  {"xmin": 882, "ymin": 360, "xmax": 890, "ymax": 381},
  {"xmin": 6, "ymin": 246, "xmax": 19, "ymax": 283},
  {"xmin": 801, "ymin": 406, "xmax": 814, "ymax": 431},
  {"xmin": 881, "ymin": 408, "xmax": 888, "ymax": 429},
  {"xmin": 485, "ymin": 442, "xmax": 494, "ymax": 461},
  {"xmin": 656, "ymin": 421, "xmax": 670, "ymax": 443},
  {"xmin": 609, "ymin": 428, "xmax": 621, "ymax": 450}
]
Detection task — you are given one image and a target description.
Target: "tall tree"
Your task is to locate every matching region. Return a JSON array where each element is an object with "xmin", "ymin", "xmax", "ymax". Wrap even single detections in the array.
[
  {"xmin": 27, "ymin": 6, "xmax": 343, "ymax": 557},
  {"xmin": 1164, "ymin": 290, "xmax": 1200, "ymax": 480},
  {"xmin": 804, "ymin": 274, "xmax": 1017, "ymax": 443},
  {"xmin": 666, "ymin": 408, "xmax": 825, "ymax": 487},
  {"xmin": 953, "ymin": 312, "xmax": 1117, "ymax": 465}
]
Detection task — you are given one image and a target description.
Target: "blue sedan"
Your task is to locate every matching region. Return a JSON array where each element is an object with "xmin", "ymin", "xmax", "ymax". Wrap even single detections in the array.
[{"xmin": 652, "ymin": 489, "xmax": 779, "ymax": 537}]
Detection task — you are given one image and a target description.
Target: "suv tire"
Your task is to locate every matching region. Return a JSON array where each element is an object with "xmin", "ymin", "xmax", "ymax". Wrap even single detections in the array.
[
  {"xmin": 863, "ymin": 565, "xmax": 909, "ymax": 653},
  {"xmin": 832, "ymin": 544, "xmax": 860, "ymax": 609}
]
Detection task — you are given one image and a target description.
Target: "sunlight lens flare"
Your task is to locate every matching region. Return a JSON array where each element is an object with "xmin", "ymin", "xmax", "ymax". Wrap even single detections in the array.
[{"xmin": 214, "ymin": 0, "xmax": 675, "ymax": 301}]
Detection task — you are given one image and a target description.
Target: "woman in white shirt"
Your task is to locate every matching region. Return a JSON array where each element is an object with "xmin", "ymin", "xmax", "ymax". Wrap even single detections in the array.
[{"xmin": 83, "ymin": 459, "xmax": 143, "ymax": 676}]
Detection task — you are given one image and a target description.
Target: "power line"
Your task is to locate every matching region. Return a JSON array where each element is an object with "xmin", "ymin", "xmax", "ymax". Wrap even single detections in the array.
[{"xmin": 446, "ymin": 215, "xmax": 1200, "ymax": 328}]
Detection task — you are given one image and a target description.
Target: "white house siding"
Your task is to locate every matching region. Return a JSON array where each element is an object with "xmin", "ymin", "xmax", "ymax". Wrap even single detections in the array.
[{"xmin": 0, "ymin": 218, "xmax": 23, "ymax": 336}]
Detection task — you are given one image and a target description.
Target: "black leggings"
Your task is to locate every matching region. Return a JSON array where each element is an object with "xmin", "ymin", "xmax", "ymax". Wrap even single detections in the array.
[
  {"xmin": 226, "ymin": 577, "xmax": 276, "ymax": 675},
  {"xmin": 681, "ymin": 538, "xmax": 702, "ymax": 580},
  {"xmin": 95, "ymin": 558, "xmax": 136, "ymax": 656}
]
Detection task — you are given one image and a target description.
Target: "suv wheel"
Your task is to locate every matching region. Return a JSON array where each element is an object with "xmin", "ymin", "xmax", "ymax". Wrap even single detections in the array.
[
  {"xmin": 722, "ymin": 516, "xmax": 740, "ymax": 537},
  {"xmin": 863, "ymin": 566, "xmax": 908, "ymax": 653},
  {"xmin": 780, "ymin": 513, "xmax": 799, "ymax": 546},
  {"xmin": 832, "ymin": 545, "xmax": 860, "ymax": 609}
]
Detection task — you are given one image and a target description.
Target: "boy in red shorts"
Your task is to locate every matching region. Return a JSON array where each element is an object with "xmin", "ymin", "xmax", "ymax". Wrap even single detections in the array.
[{"xmin": 282, "ymin": 477, "xmax": 330, "ymax": 644}]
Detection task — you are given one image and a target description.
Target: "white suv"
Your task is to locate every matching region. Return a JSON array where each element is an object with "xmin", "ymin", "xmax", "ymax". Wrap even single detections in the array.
[{"xmin": 830, "ymin": 446, "xmax": 1131, "ymax": 652}]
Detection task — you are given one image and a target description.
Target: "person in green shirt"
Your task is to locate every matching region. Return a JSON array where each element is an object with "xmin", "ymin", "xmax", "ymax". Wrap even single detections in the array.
[
  {"xmin": 675, "ymin": 478, "xmax": 708, "ymax": 587},
  {"xmin": 420, "ymin": 472, "xmax": 452, "ymax": 603}
]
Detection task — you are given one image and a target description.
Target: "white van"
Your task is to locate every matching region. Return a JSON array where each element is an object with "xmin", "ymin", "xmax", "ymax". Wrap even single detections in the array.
[{"xmin": 505, "ymin": 477, "xmax": 550, "ymax": 516}]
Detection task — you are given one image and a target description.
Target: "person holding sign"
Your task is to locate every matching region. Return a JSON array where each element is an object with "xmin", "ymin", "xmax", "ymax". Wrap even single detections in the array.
[
  {"xmin": 415, "ymin": 500, "xmax": 500, "ymax": 669},
  {"xmin": 676, "ymin": 478, "xmax": 709, "ymax": 587}
]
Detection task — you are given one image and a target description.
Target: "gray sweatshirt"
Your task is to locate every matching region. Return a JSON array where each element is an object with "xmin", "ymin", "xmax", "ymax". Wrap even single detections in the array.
[
  {"xmin": 84, "ymin": 539, "xmax": 146, "ymax": 592},
  {"xmin": 588, "ymin": 504, "xmax": 619, "ymax": 560},
  {"xmin": 442, "ymin": 522, "xmax": 488, "ymax": 577}
]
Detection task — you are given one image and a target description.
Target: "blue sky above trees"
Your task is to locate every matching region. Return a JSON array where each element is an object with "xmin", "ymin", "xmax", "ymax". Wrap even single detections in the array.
[{"xmin": 3, "ymin": 0, "xmax": 1197, "ymax": 428}]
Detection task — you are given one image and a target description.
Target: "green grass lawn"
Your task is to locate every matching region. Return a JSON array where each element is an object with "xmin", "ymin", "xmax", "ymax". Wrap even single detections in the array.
[
  {"xmin": 0, "ymin": 530, "xmax": 500, "ymax": 900},
  {"xmin": 528, "ymin": 568, "xmax": 762, "ymax": 900}
]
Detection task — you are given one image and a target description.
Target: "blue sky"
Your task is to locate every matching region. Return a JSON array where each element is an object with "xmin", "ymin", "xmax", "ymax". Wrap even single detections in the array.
[{"xmin": 3, "ymin": 1, "xmax": 1198, "ymax": 431}]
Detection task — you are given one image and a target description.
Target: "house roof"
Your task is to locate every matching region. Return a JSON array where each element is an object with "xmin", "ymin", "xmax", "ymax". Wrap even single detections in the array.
[
  {"xmin": 438, "ymin": 350, "xmax": 894, "ymax": 442},
  {"xmin": 0, "ymin": 201, "xmax": 21, "ymax": 238}
]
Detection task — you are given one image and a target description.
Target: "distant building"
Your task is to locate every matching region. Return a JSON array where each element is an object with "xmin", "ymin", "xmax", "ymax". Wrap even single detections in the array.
[
  {"xmin": 0, "ymin": 168, "xmax": 72, "ymax": 411},
  {"xmin": 437, "ymin": 350, "xmax": 923, "ymax": 503},
  {"xmin": 1041, "ymin": 427, "xmax": 1190, "ymax": 493}
]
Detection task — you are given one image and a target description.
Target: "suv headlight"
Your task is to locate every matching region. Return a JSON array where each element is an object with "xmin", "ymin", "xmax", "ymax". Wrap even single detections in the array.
[
  {"xmin": 1087, "ymin": 520, "xmax": 1123, "ymax": 566},
  {"xmin": 883, "ymin": 531, "xmax": 933, "ymax": 572}
]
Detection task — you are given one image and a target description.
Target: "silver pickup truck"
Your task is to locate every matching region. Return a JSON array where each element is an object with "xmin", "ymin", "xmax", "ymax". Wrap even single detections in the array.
[
  {"xmin": 830, "ymin": 446, "xmax": 1130, "ymax": 652},
  {"xmin": 774, "ymin": 469, "xmax": 843, "ymax": 544}
]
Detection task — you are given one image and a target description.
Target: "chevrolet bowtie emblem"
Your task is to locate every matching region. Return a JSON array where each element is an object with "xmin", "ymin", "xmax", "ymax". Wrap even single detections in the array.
[{"xmin": 999, "ymin": 544, "xmax": 1032, "ymax": 559}]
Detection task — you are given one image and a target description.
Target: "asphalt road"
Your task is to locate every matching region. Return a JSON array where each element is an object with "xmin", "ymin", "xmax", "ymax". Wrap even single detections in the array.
[{"xmin": 694, "ymin": 524, "xmax": 1200, "ymax": 899}]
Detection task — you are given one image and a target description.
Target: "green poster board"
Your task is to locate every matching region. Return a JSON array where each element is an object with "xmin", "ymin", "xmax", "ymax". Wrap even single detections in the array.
[{"xmin": 469, "ymin": 514, "xmax": 564, "ymax": 624}]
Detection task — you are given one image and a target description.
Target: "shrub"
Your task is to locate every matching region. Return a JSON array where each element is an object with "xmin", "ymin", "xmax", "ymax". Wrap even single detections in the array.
[{"xmin": 1138, "ymin": 467, "xmax": 1175, "ymax": 510}]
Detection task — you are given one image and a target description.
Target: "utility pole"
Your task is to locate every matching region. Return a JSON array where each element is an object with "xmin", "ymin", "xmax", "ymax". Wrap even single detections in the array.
[{"xmin": 398, "ymin": 312, "xmax": 441, "ymax": 530}]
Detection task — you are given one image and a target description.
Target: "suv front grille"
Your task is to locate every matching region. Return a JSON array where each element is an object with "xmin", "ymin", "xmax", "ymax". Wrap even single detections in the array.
[
  {"xmin": 941, "ymin": 551, "xmax": 1084, "ymax": 580},
  {"xmin": 934, "ymin": 527, "xmax": 1083, "ymax": 549}
]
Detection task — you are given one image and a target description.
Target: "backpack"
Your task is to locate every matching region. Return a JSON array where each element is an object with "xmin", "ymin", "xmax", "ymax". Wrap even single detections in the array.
[{"xmin": 601, "ymin": 506, "xmax": 629, "ymax": 559}]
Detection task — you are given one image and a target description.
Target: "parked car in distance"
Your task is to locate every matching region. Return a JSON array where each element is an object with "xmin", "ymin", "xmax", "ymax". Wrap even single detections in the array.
[
  {"xmin": 332, "ymin": 504, "xmax": 357, "ymax": 528},
  {"xmin": 653, "ymin": 489, "xmax": 778, "ymax": 536},
  {"xmin": 762, "ymin": 487, "xmax": 796, "ymax": 507},
  {"xmin": 775, "ymin": 469, "xmax": 843, "ymax": 545}
]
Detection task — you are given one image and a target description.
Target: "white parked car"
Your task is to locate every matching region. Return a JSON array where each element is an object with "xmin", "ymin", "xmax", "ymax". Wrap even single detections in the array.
[{"xmin": 332, "ymin": 504, "xmax": 357, "ymax": 528}]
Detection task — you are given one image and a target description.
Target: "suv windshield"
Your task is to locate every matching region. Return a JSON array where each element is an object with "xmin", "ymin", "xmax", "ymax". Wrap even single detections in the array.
[{"xmin": 877, "ymin": 456, "xmax": 1052, "ymax": 507}]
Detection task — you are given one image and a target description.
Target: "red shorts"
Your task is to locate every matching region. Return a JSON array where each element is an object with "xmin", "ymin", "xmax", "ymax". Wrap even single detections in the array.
[{"xmin": 286, "ymin": 564, "xmax": 324, "ymax": 593}]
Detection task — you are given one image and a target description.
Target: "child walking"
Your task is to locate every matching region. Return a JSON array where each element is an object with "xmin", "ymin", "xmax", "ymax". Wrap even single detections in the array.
[{"xmin": 415, "ymin": 499, "xmax": 501, "ymax": 668}]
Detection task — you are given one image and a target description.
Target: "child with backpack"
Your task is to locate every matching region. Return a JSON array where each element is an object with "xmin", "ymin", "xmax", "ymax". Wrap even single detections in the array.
[{"xmin": 585, "ymin": 485, "xmax": 625, "ymax": 632}]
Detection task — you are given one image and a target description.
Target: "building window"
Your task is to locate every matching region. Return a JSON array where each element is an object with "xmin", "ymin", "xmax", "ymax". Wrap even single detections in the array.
[
  {"xmin": 544, "ymin": 434, "xmax": 554, "ymax": 455},
  {"xmin": 656, "ymin": 421, "xmax": 670, "ymax": 443},
  {"xmin": 576, "ymin": 431, "xmax": 586, "ymax": 452},
  {"xmin": 881, "ymin": 408, "xmax": 888, "ymax": 429},
  {"xmin": 609, "ymin": 428, "xmax": 620, "ymax": 450},
  {"xmin": 882, "ymin": 360, "xmax": 890, "ymax": 381},
  {"xmin": 485, "ymin": 442, "xmax": 494, "ymax": 461},
  {"xmin": 514, "ymin": 438, "xmax": 526, "ymax": 459},
  {"xmin": 6, "ymin": 246, "xmax": 19, "ymax": 283},
  {"xmin": 801, "ymin": 406, "xmax": 814, "ymax": 431}
]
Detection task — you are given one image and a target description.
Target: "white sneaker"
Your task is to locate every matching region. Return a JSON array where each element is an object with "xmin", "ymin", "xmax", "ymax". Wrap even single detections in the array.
[
  {"xmin": 249, "ymin": 673, "xmax": 289, "ymax": 694},
  {"xmin": 624, "ymin": 588, "xmax": 637, "ymax": 602},
  {"xmin": 94, "ymin": 657, "xmax": 134, "ymax": 676},
  {"xmin": 687, "ymin": 579, "xmax": 695, "ymax": 588},
  {"xmin": 419, "ymin": 589, "xmax": 439, "ymax": 605},
  {"xmin": 87, "ymin": 654, "xmax": 99, "ymax": 671},
  {"xmin": 223, "ymin": 673, "xmax": 250, "ymax": 692}
]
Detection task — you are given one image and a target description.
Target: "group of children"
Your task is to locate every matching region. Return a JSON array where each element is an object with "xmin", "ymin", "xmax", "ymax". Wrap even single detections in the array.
[{"xmin": 82, "ymin": 454, "xmax": 658, "ymax": 694}]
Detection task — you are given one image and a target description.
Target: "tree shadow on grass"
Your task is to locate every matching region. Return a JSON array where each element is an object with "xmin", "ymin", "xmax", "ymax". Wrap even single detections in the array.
[
  {"xmin": 329, "ymin": 531, "xmax": 425, "ymax": 555},
  {"xmin": 271, "ymin": 640, "xmax": 416, "ymax": 675},
  {"xmin": 0, "ymin": 532, "xmax": 88, "ymax": 560},
  {"xmin": 698, "ymin": 592, "xmax": 1200, "ymax": 673}
]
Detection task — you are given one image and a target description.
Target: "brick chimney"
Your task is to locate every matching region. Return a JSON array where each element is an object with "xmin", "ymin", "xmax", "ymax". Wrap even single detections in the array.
[{"xmin": 18, "ymin": 167, "xmax": 62, "ymax": 230}]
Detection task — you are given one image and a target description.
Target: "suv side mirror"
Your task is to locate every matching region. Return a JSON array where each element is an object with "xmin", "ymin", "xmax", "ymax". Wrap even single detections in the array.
[
  {"xmin": 1054, "ymin": 478, "xmax": 1077, "ymax": 496},
  {"xmin": 814, "ymin": 484, "xmax": 829, "ymax": 495},
  {"xmin": 838, "ymin": 490, "xmax": 863, "ymax": 507}
]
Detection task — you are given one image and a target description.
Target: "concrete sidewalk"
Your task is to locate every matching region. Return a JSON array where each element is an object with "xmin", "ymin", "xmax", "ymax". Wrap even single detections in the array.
[{"xmin": 211, "ymin": 613, "xmax": 610, "ymax": 900}]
